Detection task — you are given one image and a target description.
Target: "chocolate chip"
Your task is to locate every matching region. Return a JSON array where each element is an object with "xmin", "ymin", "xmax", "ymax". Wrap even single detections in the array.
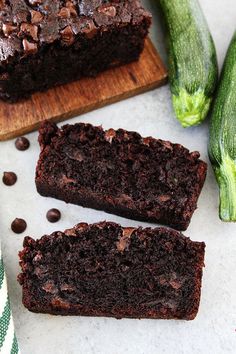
[
  {"xmin": 15, "ymin": 137, "xmax": 30, "ymax": 151},
  {"xmin": 30, "ymin": 10, "xmax": 44, "ymax": 25},
  {"xmin": 22, "ymin": 39, "xmax": 38, "ymax": 54},
  {"xmin": 2, "ymin": 23, "xmax": 17, "ymax": 37},
  {"xmin": 20, "ymin": 23, "xmax": 38, "ymax": 41},
  {"xmin": 65, "ymin": 147, "xmax": 84, "ymax": 161},
  {"xmin": 81, "ymin": 20, "xmax": 97, "ymax": 39},
  {"xmin": 190, "ymin": 151, "xmax": 200, "ymax": 159},
  {"xmin": 16, "ymin": 136, "xmax": 30, "ymax": 150},
  {"xmin": 65, "ymin": 1, "xmax": 77, "ymax": 17},
  {"xmin": 105, "ymin": 128, "xmax": 116, "ymax": 143},
  {"xmin": 157, "ymin": 195, "xmax": 171, "ymax": 203},
  {"xmin": 11, "ymin": 218, "xmax": 27, "ymax": 234},
  {"xmin": 116, "ymin": 228, "xmax": 135, "ymax": 252},
  {"xmin": 46, "ymin": 209, "xmax": 61, "ymax": 223},
  {"xmin": 2, "ymin": 172, "xmax": 17, "ymax": 186},
  {"xmin": 58, "ymin": 7, "xmax": 70, "ymax": 19},
  {"xmin": 98, "ymin": 5, "xmax": 117, "ymax": 17},
  {"xmin": 60, "ymin": 26, "xmax": 74, "ymax": 45}
]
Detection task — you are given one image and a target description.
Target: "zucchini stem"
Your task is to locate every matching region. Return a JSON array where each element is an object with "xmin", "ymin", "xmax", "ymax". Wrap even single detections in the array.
[
  {"xmin": 215, "ymin": 154, "xmax": 236, "ymax": 221},
  {"xmin": 173, "ymin": 89, "xmax": 211, "ymax": 128}
]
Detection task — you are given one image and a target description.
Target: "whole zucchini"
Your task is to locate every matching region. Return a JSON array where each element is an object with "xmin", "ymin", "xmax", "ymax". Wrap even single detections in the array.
[
  {"xmin": 159, "ymin": 0, "xmax": 218, "ymax": 127},
  {"xmin": 209, "ymin": 31, "xmax": 236, "ymax": 222}
]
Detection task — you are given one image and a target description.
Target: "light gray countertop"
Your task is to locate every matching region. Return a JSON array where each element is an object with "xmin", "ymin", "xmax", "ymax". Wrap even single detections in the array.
[{"xmin": 0, "ymin": 1, "xmax": 236, "ymax": 353}]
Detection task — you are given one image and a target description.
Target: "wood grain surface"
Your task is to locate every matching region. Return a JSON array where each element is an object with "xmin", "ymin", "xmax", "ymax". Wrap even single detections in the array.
[{"xmin": 0, "ymin": 38, "xmax": 167, "ymax": 141}]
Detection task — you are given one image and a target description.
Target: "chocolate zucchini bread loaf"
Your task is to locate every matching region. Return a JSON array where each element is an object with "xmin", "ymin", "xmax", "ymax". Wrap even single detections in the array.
[
  {"xmin": 36, "ymin": 121, "xmax": 207, "ymax": 230},
  {"xmin": 18, "ymin": 222, "xmax": 205, "ymax": 319},
  {"xmin": 0, "ymin": 0, "xmax": 151, "ymax": 101}
]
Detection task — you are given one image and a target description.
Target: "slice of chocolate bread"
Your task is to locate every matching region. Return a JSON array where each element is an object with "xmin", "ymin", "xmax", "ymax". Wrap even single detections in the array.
[
  {"xmin": 35, "ymin": 121, "xmax": 207, "ymax": 230},
  {"xmin": 18, "ymin": 222, "xmax": 205, "ymax": 320}
]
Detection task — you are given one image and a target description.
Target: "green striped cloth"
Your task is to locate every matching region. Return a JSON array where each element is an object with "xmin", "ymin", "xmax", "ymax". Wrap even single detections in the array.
[{"xmin": 0, "ymin": 247, "xmax": 20, "ymax": 353}]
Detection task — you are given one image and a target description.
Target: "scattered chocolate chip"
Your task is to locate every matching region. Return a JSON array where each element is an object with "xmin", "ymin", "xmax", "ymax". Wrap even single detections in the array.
[
  {"xmin": 22, "ymin": 39, "xmax": 38, "ymax": 55},
  {"xmin": 11, "ymin": 218, "xmax": 27, "ymax": 234},
  {"xmin": 46, "ymin": 208, "xmax": 61, "ymax": 223},
  {"xmin": 2, "ymin": 172, "xmax": 17, "ymax": 186},
  {"xmin": 15, "ymin": 137, "xmax": 30, "ymax": 151},
  {"xmin": 60, "ymin": 26, "xmax": 74, "ymax": 45}
]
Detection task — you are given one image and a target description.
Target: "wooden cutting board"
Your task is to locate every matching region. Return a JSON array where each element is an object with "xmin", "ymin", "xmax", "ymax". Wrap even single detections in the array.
[{"xmin": 0, "ymin": 38, "xmax": 167, "ymax": 141}]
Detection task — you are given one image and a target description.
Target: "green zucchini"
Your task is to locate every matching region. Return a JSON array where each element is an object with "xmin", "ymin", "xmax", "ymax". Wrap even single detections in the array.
[
  {"xmin": 209, "ymin": 31, "xmax": 236, "ymax": 222},
  {"xmin": 159, "ymin": 0, "xmax": 218, "ymax": 127}
]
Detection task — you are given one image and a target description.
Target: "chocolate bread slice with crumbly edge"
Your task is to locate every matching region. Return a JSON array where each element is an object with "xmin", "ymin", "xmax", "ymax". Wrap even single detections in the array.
[
  {"xmin": 36, "ymin": 121, "xmax": 207, "ymax": 230},
  {"xmin": 0, "ymin": 0, "xmax": 151, "ymax": 101},
  {"xmin": 18, "ymin": 221, "xmax": 205, "ymax": 320}
]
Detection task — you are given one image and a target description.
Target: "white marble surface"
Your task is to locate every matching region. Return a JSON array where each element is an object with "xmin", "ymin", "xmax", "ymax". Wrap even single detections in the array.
[{"xmin": 0, "ymin": 0, "xmax": 236, "ymax": 353}]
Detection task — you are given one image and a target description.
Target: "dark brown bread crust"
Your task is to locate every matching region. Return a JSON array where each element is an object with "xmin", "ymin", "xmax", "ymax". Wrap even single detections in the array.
[
  {"xmin": 18, "ymin": 222, "xmax": 205, "ymax": 320},
  {"xmin": 0, "ymin": 0, "xmax": 151, "ymax": 101},
  {"xmin": 36, "ymin": 121, "xmax": 207, "ymax": 230}
]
